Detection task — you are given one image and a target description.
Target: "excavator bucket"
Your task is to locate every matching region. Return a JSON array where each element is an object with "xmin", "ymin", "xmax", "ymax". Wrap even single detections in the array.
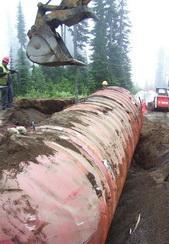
[
  {"xmin": 26, "ymin": 24, "xmax": 85, "ymax": 66},
  {"xmin": 26, "ymin": 0, "xmax": 96, "ymax": 67}
]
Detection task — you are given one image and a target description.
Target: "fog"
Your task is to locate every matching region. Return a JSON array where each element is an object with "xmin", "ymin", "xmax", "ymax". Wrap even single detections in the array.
[
  {"xmin": 128, "ymin": 0, "xmax": 169, "ymax": 88},
  {"xmin": 1, "ymin": 0, "xmax": 169, "ymax": 88}
]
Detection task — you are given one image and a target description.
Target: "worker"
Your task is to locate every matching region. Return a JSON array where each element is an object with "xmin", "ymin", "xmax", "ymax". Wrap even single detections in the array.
[
  {"xmin": 7, "ymin": 71, "xmax": 15, "ymax": 108},
  {"xmin": 0, "ymin": 57, "xmax": 10, "ymax": 110},
  {"xmin": 0, "ymin": 57, "xmax": 17, "ymax": 109},
  {"xmin": 102, "ymin": 80, "xmax": 108, "ymax": 88}
]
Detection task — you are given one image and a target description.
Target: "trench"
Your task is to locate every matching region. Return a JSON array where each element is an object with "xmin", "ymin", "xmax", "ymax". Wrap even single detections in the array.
[{"xmin": 106, "ymin": 112, "xmax": 169, "ymax": 244}]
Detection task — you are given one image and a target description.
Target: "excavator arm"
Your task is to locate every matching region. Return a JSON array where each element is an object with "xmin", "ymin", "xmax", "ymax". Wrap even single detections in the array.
[{"xmin": 26, "ymin": 0, "xmax": 96, "ymax": 66}]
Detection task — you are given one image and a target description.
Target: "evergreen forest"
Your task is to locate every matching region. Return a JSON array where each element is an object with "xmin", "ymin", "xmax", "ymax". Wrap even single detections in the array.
[{"xmin": 11, "ymin": 0, "xmax": 133, "ymax": 100}]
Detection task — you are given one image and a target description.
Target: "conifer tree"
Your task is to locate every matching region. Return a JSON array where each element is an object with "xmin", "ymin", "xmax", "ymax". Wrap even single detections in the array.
[
  {"xmin": 90, "ymin": 0, "xmax": 132, "ymax": 90},
  {"xmin": 90, "ymin": 0, "xmax": 109, "ymax": 91},
  {"xmin": 9, "ymin": 46, "xmax": 15, "ymax": 71},
  {"xmin": 17, "ymin": 2, "xmax": 27, "ymax": 49},
  {"xmin": 69, "ymin": 21, "xmax": 90, "ymax": 97},
  {"xmin": 31, "ymin": 65, "xmax": 47, "ymax": 92},
  {"xmin": 41, "ymin": 66, "xmax": 65, "ymax": 84},
  {"xmin": 16, "ymin": 1, "xmax": 30, "ymax": 95},
  {"xmin": 71, "ymin": 21, "xmax": 89, "ymax": 62},
  {"xmin": 116, "ymin": 0, "xmax": 132, "ymax": 89},
  {"xmin": 105, "ymin": 0, "xmax": 119, "ymax": 85}
]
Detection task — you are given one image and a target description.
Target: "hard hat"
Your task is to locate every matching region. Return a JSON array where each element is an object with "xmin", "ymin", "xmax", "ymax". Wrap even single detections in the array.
[
  {"xmin": 2, "ymin": 56, "xmax": 10, "ymax": 64},
  {"xmin": 102, "ymin": 80, "xmax": 108, "ymax": 86}
]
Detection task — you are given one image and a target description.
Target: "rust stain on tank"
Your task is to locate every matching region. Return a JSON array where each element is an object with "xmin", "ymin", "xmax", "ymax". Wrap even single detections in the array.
[
  {"xmin": 86, "ymin": 172, "xmax": 103, "ymax": 198},
  {"xmin": 0, "ymin": 86, "xmax": 142, "ymax": 244}
]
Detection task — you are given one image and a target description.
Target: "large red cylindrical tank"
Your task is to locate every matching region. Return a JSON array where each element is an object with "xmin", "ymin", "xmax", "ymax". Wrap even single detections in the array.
[{"xmin": 0, "ymin": 87, "xmax": 142, "ymax": 244}]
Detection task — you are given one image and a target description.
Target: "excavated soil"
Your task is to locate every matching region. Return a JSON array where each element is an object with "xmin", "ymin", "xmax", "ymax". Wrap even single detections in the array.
[
  {"xmin": 107, "ymin": 112, "xmax": 169, "ymax": 244},
  {"xmin": 0, "ymin": 99, "xmax": 74, "ymax": 179},
  {"xmin": 0, "ymin": 134, "xmax": 55, "ymax": 179},
  {"xmin": 16, "ymin": 98, "xmax": 75, "ymax": 114},
  {"xmin": 0, "ymin": 98, "xmax": 75, "ymax": 128}
]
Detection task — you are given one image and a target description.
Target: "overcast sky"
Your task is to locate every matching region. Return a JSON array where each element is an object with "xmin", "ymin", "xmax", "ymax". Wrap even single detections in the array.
[{"xmin": 0, "ymin": 0, "xmax": 169, "ymax": 88}]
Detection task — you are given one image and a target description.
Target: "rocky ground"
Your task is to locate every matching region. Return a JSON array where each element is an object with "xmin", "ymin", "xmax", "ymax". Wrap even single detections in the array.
[{"xmin": 107, "ymin": 112, "xmax": 169, "ymax": 244}]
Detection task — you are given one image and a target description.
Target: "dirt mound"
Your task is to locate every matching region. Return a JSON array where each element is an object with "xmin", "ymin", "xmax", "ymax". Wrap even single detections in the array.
[
  {"xmin": 107, "ymin": 112, "xmax": 169, "ymax": 244},
  {"xmin": 16, "ymin": 98, "xmax": 75, "ymax": 114},
  {"xmin": 0, "ymin": 133, "xmax": 54, "ymax": 179},
  {"xmin": 4, "ymin": 108, "xmax": 48, "ymax": 126},
  {"xmin": 0, "ymin": 99, "xmax": 74, "ymax": 179},
  {"xmin": 0, "ymin": 98, "xmax": 75, "ymax": 127}
]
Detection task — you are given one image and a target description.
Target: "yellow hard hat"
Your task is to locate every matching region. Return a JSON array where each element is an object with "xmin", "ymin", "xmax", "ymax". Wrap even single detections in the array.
[{"xmin": 102, "ymin": 80, "xmax": 108, "ymax": 86}]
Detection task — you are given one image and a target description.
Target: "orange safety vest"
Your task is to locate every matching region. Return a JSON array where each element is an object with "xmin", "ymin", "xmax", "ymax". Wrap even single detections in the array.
[{"xmin": 0, "ymin": 64, "xmax": 9, "ymax": 86}]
